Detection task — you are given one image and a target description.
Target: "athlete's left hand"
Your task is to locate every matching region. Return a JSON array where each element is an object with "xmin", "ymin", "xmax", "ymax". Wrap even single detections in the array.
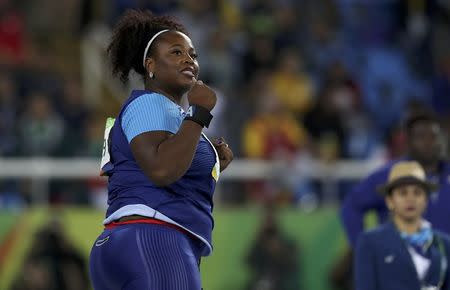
[{"xmin": 213, "ymin": 137, "xmax": 233, "ymax": 172}]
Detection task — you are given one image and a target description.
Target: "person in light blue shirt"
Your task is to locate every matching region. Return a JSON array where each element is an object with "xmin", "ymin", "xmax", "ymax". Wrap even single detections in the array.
[{"xmin": 89, "ymin": 10, "xmax": 233, "ymax": 290}]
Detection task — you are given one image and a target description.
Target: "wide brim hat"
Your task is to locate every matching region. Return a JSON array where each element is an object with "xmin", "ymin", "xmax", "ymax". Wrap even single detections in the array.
[{"xmin": 377, "ymin": 161, "xmax": 438, "ymax": 195}]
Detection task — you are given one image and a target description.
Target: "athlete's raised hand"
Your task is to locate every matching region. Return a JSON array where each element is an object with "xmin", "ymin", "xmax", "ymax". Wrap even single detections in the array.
[{"xmin": 213, "ymin": 137, "xmax": 233, "ymax": 172}]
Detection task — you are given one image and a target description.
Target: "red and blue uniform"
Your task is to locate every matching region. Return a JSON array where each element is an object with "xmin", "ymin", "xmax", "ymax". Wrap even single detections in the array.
[{"xmin": 90, "ymin": 90, "xmax": 220, "ymax": 289}]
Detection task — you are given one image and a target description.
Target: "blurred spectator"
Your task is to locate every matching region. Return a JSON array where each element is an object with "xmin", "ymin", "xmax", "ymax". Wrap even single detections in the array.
[
  {"xmin": 240, "ymin": 34, "xmax": 276, "ymax": 83},
  {"xmin": 322, "ymin": 60, "xmax": 360, "ymax": 97},
  {"xmin": 384, "ymin": 100, "xmax": 433, "ymax": 160},
  {"xmin": 323, "ymin": 62, "xmax": 381, "ymax": 160},
  {"xmin": 303, "ymin": 83, "xmax": 346, "ymax": 161},
  {"xmin": 242, "ymin": 76, "xmax": 309, "ymax": 203},
  {"xmin": 243, "ymin": 75, "xmax": 308, "ymax": 161},
  {"xmin": 243, "ymin": 78, "xmax": 308, "ymax": 166},
  {"xmin": 11, "ymin": 216, "xmax": 89, "ymax": 290},
  {"xmin": 246, "ymin": 205, "xmax": 301, "ymax": 290},
  {"xmin": 19, "ymin": 92, "xmax": 64, "ymax": 156},
  {"xmin": 270, "ymin": 48, "xmax": 314, "ymax": 115}
]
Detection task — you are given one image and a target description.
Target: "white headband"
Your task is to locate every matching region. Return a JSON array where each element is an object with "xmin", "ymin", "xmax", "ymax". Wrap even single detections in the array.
[{"xmin": 142, "ymin": 29, "xmax": 170, "ymax": 68}]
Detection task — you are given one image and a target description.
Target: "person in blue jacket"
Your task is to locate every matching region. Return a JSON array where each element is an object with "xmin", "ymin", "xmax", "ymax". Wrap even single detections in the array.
[
  {"xmin": 89, "ymin": 10, "xmax": 233, "ymax": 290},
  {"xmin": 341, "ymin": 111, "xmax": 450, "ymax": 247},
  {"xmin": 354, "ymin": 161, "xmax": 450, "ymax": 290}
]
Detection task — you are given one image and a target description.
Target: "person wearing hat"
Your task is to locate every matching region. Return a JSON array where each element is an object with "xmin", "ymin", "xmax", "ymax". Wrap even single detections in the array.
[
  {"xmin": 354, "ymin": 161, "xmax": 450, "ymax": 290},
  {"xmin": 341, "ymin": 111, "xmax": 450, "ymax": 248},
  {"xmin": 331, "ymin": 111, "xmax": 450, "ymax": 290}
]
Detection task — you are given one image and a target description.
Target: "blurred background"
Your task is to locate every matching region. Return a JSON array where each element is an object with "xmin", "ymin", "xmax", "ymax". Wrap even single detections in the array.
[{"xmin": 0, "ymin": 0, "xmax": 449, "ymax": 289}]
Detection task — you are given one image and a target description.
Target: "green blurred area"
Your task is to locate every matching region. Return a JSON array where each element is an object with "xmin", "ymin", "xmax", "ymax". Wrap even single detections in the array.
[
  {"xmin": 0, "ymin": 207, "xmax": 347, "ymax": 290},
  {"xmin": 0, "ymin": 213, "xmax": 18, "ymax": 244}
]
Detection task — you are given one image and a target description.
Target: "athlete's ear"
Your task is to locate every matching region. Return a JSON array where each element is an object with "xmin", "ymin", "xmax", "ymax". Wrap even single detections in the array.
[{"xmin": 145, "ymin": 58, "xmax": 156, "ymax": 76}]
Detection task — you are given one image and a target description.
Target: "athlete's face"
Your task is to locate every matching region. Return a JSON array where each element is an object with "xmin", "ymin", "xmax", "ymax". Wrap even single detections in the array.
[
  {"xmin": 148, "ymin": 31, "xmax": 199, "ymax": 94},
  {"xmin": 386, "ymin": 184, "xmax": 428, "ymax": 223}
]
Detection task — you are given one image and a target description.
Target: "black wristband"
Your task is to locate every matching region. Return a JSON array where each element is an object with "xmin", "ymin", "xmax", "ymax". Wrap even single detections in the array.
[{"xmin": 184, "ymin": 105, "xmax": 213, "ymax": 128}]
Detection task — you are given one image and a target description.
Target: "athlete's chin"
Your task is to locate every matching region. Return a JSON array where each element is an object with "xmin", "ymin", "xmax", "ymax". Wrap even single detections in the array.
[{"xmin": 178, "ymin": 78, "xmax": 196, "ymax": 90}]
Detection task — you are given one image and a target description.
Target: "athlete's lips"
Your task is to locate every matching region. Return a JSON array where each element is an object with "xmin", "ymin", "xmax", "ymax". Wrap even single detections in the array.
[{"xmin": 180, "ymin": 66, "xmax": 196, "ymax": 78}]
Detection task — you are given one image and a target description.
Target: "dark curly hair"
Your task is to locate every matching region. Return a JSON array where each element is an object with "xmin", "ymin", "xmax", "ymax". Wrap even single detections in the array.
[{"xmin": 107, "ymin": 10, "xmax": 188, "ymax": 83}]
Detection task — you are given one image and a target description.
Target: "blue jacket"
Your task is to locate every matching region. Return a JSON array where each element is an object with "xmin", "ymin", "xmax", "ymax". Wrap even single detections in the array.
[
  {"xmin": 341, "ymin": 158, "xmax": 450, "ymax": 247},
  {"xmin": 355, "ymin": 222, "xmax": 450, "ymax": 290}
]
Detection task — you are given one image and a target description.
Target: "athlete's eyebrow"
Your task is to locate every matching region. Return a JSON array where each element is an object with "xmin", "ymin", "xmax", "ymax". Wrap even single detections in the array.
[{"xmin": 169, "ymin": 44, "xmax": 195, "ymax": 51}]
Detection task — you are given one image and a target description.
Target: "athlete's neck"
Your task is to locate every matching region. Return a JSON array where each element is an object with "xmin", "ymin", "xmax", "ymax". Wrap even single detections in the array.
[{"xmin": 145, "ymin": 83, "xmax": 182, "ymax": 106}]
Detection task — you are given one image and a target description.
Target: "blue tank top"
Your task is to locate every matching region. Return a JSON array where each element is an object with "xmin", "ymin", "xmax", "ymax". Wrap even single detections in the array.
[{"xmin": 101, "ymin": 90, "xmax": 220, "ymax": 256}]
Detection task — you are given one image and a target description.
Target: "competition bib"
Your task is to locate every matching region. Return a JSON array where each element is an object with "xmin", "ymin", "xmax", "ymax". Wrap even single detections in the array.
[{"xmin": 100, "ymin": 117, "xmax": 115, "ymax": 176}]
